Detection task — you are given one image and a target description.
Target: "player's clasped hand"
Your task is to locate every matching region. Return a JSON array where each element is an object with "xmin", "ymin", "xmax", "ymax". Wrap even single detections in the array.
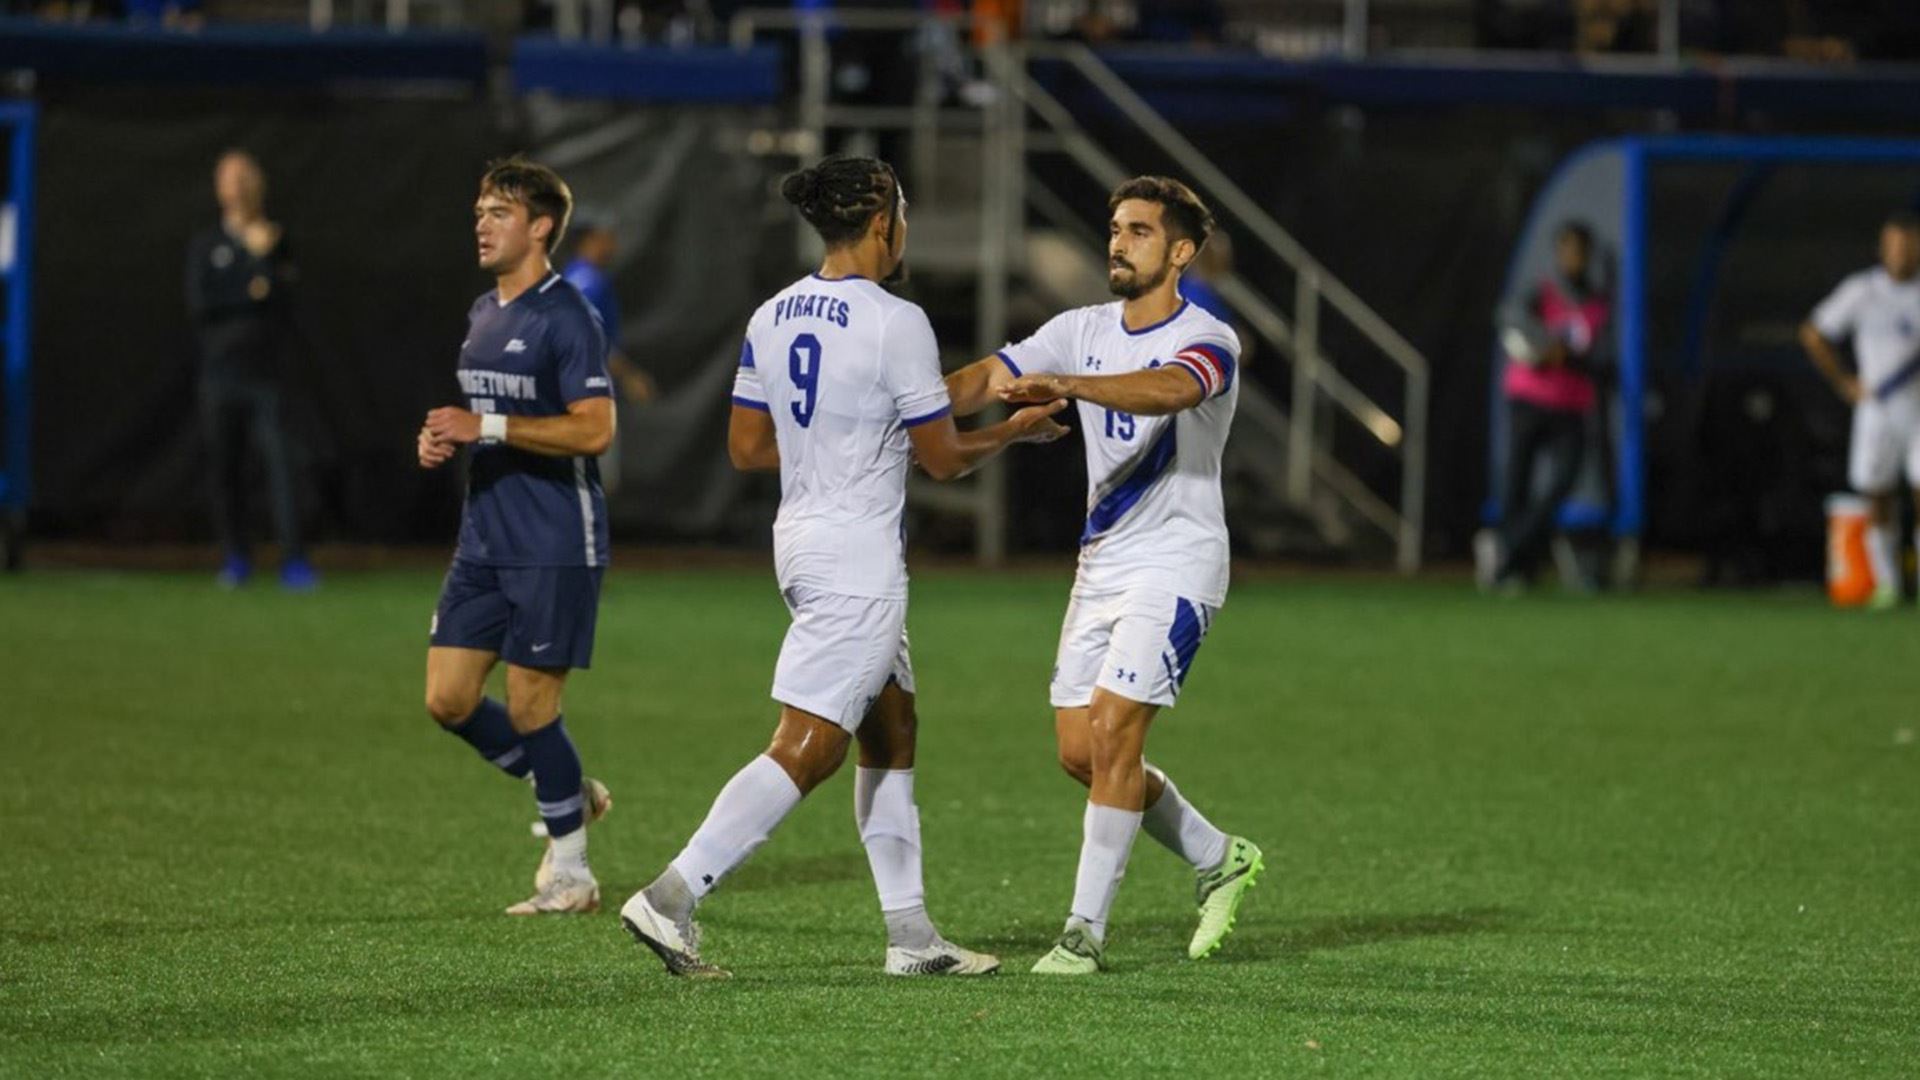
[
  {"xmin": 1009, "ymin": 398, "xmax": 1072, "ymax": 444},
  {"xmin": 997, "ymin": 374, "xmax": 1073, "ymax": 405},
  {"xmin": 426, "ymin": 406, "xmax": 483, "ymax": 446},
  {"xmin": 417, "ymin": 425, "xmax": 457, "ymax": 469}
]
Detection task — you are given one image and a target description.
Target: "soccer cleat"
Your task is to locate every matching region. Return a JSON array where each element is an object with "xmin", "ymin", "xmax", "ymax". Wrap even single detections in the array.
[
  {"xmin": 1188, "ymin": 836, "xmax": 1264, "ymax": 960},
  {"xmin": 1030, "ymin": 921, "xmax": 1106, "ymax": 975},
  {"xmin": 1869, "ymin": 581, "xmax": 1901, "ymax": 611},
  {"xmin": 505, "ymin": 869, "xmax": 600, "ymax": 916},
  {"xmin": 620, "ymin": 891, "xmax": 730, "ymax": 979},
  {"xmin": 534, "ymin": 778, "xmax": 613, "ymax": 893},
  {"xmin": 885, "ymin": 939, "xmax": 1001, "ymax": 976}
]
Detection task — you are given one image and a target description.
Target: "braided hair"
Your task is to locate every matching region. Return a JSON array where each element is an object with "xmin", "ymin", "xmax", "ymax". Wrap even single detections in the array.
[{"xmin": 780, "ymin": 155, "xmax": 899, "ymax": 248}]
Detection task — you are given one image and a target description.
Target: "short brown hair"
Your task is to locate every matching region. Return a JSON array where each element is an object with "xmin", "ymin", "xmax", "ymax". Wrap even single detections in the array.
[
  {"xmin": 480, "ymin": 156, "xmax": 573, "ymax": 253},
  {"xmin": 1109, "ymin": 176, "xmax": 1214, "ymax": 251}
]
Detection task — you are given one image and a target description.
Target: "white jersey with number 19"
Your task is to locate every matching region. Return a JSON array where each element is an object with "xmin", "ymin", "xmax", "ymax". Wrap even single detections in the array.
[
  {"xmin": 732, "ymin": 273, "xmax": 953, "ymax": 601},
  {"xmin": 999, "ymin": 298, "xmax": 1240, "ymax": 607}
]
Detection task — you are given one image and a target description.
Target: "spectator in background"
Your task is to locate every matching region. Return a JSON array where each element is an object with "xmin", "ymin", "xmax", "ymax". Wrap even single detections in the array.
[
  {"xmin": 186, "ymin": 150, "xmax": 314, "ymax": 590},
  {"xmin": 562, "ymin": 216, "xmax": 655, "ymax": 493},
  {"xmin": 1179, "ymin": 229, "xmax": 1254, "ymax": 365},
  {"xmin": 1487, "ymin": 220, "xmax": 1612, "ymax": 593}
]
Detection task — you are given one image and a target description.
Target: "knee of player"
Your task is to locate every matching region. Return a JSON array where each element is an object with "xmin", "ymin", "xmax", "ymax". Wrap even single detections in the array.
[
  {"xmin": 424, "ymin": 686, "xmax": 478, "ymax": 727},
  {"xmin": 1056, "ymin": 744, "xmax": 1093, "ymax": 787}
]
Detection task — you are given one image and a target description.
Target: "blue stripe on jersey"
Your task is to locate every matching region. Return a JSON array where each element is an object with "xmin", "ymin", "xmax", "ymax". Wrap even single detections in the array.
[
  {"xmin": 1165, "ymin": 597, "xmax": 1205, "ymax": 687},
  {"xmin": 995, "ymin": 350, "xmax": 1023, "ymax": 377},
  {"xmin": 1185, "ymin": 343, "xmax": 1235, "ymax": 391},
  {"xmin": 1080, "ymin": 423, "xmax": 1177, "ymax": 545},
  {"xmin": 740, "ymin": 341, "xmax": 755, "ymax": 370},
  {"xmin": 903, "ymin": 404, "xmax": 952, "ymax": 428},
  {"xmin": 732, "ymin": 395, "xmax": 770, "ymax": 411},
  {"xmin": 1875, "ymin": 353, "xmax": 1920, "ymax": 401}
]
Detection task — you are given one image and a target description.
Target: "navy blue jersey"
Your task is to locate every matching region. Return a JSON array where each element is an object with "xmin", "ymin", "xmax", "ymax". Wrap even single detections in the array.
[{"xmin": 453, "ymin": 272, "xmax": 613, "ymax": 568}]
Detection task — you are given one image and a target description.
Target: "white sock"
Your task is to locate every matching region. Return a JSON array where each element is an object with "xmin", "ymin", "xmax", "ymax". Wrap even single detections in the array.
[
  {"xmin": 550, "ymin": 828, "xmax": 589, "ymax": 877},
  {"xmin": 669, "ymin": 754, "xmax": 803, "ymax": 902},
  {"xmin": 1068, "ymin": 803, "xmax": 1142, "ymax": 944},
  {"xmin": 1141, "ymin": 766, "xmax": 1230, "ymax": 873},
  {"xmin": 854, "ymin": 767, "xmax": 925, "ymax": 914},
  {"xmin": 1868, "ymin": 522, "xmax": 1898, "ymax": 591}
]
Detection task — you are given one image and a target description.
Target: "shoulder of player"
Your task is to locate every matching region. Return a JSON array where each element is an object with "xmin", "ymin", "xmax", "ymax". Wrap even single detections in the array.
[
  {"xmin": 867, "ymin": 286, "xmax": 930, "ymax": 325},
  {"xmin": 1175, "ymin": 305, "xmax": 1241, "ymax": 355},
  {"xmin": 528, "ymin": 277, "xmax": 602, "ymax": 328}
]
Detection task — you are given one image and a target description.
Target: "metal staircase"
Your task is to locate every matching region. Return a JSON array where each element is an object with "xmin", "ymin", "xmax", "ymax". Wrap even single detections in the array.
[{"xmin": 732, "ymin": 8, "xmax": 1431, "ymax": 571}]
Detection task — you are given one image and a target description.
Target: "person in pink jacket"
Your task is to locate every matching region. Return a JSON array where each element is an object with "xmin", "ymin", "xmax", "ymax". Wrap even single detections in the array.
[{"xmin": 1492, "ymin": 221, "xmax": 1613, "ymax": 591}]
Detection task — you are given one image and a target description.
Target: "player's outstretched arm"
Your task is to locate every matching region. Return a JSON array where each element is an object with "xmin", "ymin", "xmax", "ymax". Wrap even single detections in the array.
[
  {"xmin": 909, "ymin": 400, "xmax": 1070, "ymax": 481},
  {"xmin": 425, "ymin": 398, "xmax": 616, "ymax": 458},
  {"xmin": 999, "ymin": 367, "xmax": 1203, "ymax": 417},
  {"xmin": 1798, "ymin": 321, "xmax": 1862, "ymax": 404},
  {"xmin": 945, "ymin": 355, "xmax": 1019, "ymax": 417},
  {"xmin": 728, "ymin": 403, "xmax": 779, "ymax": 472}
]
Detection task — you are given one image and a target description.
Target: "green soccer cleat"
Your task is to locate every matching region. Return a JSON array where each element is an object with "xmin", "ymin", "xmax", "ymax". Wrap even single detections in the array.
[
  {"xmin": 1030, "ymin": 921, "xmax": 1106, "ymax": 975},
  {"xmin": 1188, "ymin": 836, "xmax": 1263, "ymax": 960}
]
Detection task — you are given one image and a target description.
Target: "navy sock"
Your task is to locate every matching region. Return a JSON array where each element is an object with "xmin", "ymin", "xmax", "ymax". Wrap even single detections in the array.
[
  {"xmin": 523, "ymin": 717, "xmax": 585, "ymax": 838},
  {"xmin": 447, "ymin": 698, "xmax": 532, "ymax": 779}
]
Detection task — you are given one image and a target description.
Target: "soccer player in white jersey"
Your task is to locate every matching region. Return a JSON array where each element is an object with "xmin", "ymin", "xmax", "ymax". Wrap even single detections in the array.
[
  {"xmin": 945, "ymin": 176, "xmax": 1263, "ymax": 974},
  {"xmin": 619, "ymin": 156, "xmax": 1069, "ymax": 978},
  {"xmin": 1802, "ymin": 211, "xmax": 1920, "ymax": 609}
]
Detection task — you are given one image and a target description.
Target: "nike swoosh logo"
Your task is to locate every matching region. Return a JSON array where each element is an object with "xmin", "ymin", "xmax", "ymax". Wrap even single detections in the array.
[{"xmin": 530, "ymin": 643, "xmax": 552, "ymax": 653}]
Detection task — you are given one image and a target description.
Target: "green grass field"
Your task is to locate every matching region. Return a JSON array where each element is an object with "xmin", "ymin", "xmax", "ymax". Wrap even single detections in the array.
[{"xmin": 2, "ymin": 567, "xmax": 1916, "ymax": 1077}]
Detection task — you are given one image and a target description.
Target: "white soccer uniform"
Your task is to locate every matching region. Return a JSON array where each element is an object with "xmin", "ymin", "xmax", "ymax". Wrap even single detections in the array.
[
  {"xmin": 999, "ymin": 299, "xmax": 1240, "ymax": 709},
  {"xmin": 1812, "ymin": 267, "xmax": 1920, "ymax": 493},
  {"xmin": 732, "ymin": 274, "xmax": 952, "ymax": 730}
]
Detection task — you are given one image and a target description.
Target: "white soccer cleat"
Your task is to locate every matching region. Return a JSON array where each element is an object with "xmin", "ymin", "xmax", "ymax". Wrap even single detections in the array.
[
  {"xmin": 620, "ymin": 891, "xmax": 729, "ymax": 979},
  {"xmin": 534, "ymin": 777, "xmax": 612, "ymax": 893},
  {"xmin": 505, "ymin": 869, "xmax": 600, "ymax": 916},
  {"xmin": 885, "ymin": 939, "xmax": 1001, "ymax": 976}
]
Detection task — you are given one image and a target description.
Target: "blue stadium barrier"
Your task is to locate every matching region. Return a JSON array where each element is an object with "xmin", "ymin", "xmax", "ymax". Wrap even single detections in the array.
[
  {"xmin": 512, "ymin": 39, "xmax": 782, "ymax": 104},
  {"xmin": 0, "ymin": 101, "xmax": 34, "ymax": 549},
  {"xmin": 1043, "ymin": 50, "xmax": 1920, "ymax": 125},
  {"xmin": 0, "ymin": 18, "xmax": 488, "ymax": 88}
]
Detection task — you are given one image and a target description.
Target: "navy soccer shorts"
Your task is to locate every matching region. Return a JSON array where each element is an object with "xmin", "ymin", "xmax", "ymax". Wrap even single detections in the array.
[{"xmin": 430, "ymin": 560, "xmax": 604, "ymax": 670}]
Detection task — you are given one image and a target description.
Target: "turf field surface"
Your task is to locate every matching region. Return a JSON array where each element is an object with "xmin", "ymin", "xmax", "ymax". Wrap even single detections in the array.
[{"xmin": 2, "ymin": 568, "xmax": 1916, "ymax": 1078}]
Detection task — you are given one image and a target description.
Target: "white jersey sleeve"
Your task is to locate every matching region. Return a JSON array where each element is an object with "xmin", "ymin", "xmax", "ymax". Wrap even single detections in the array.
[
  {"xmin": 1165, "ymin": 326, "xmax": 1241, "ymax": 400},
  {"xmin": 732, "ymin": 337, "xmax": 769, "ymax": 410},
  {"xmin": 881, "ymin": 305, "xmax": 952, "ymax": 425},
  {"xmin": 998, "ymin": 310, "xmax": 1080, "ymax": 377},
  {"xmin": 1813, "ymin": 272, "xmax": 1870, "ymax": 342}
]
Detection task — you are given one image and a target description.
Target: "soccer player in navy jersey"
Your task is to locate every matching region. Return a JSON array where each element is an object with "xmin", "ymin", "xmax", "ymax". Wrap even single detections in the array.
[{"xmin": 417, "ymin": 158, "xmax": 617, "ymax": 915}]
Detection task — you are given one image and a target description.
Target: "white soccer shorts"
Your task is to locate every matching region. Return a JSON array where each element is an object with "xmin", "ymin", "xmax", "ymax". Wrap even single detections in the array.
[
  {"xmin": 770, "ymin": 586, "xmax": 916, "ymax": 731},
  {"xmin": 1849, "ymin": 394, "xmax": 1920, "ymax": 495},
  {"xmin": 1049, "ymin": 588, "xmax": 1218, "ymax": 710}
]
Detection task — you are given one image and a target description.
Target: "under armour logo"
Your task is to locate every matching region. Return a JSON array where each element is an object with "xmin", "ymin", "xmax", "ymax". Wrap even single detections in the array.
[
  {"xmin": 1086, "ymin": 356, "xmax": 1104, "ymax": 371},
  {"xmin": 505, "ymin": 338, "xmax": 529, "ymax": 353},
  {"xmin": 1115, "ymin": 668, "xmax": 1138, "ymax": 684},
  {"xmin": 703, "ymin": 874, "xmax": 714, "ymax": 886}
]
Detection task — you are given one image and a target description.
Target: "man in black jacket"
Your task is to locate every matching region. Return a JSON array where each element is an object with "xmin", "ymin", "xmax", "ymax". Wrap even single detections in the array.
[{"xmin": 186, "ymin": 150, "xmax": 314, "ymax": 589}]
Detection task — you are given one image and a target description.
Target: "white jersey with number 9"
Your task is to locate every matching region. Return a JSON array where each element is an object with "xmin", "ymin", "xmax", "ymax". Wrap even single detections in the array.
[{"xmin": 732, "ymin": 274, "xmax": 953, "ymax": 601}]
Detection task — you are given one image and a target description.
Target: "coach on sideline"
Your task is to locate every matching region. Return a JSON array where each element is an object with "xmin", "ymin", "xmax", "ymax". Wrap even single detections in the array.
[{"xmin": 186, "ymin": 149, "xmax": 315, "ymax": 591}]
